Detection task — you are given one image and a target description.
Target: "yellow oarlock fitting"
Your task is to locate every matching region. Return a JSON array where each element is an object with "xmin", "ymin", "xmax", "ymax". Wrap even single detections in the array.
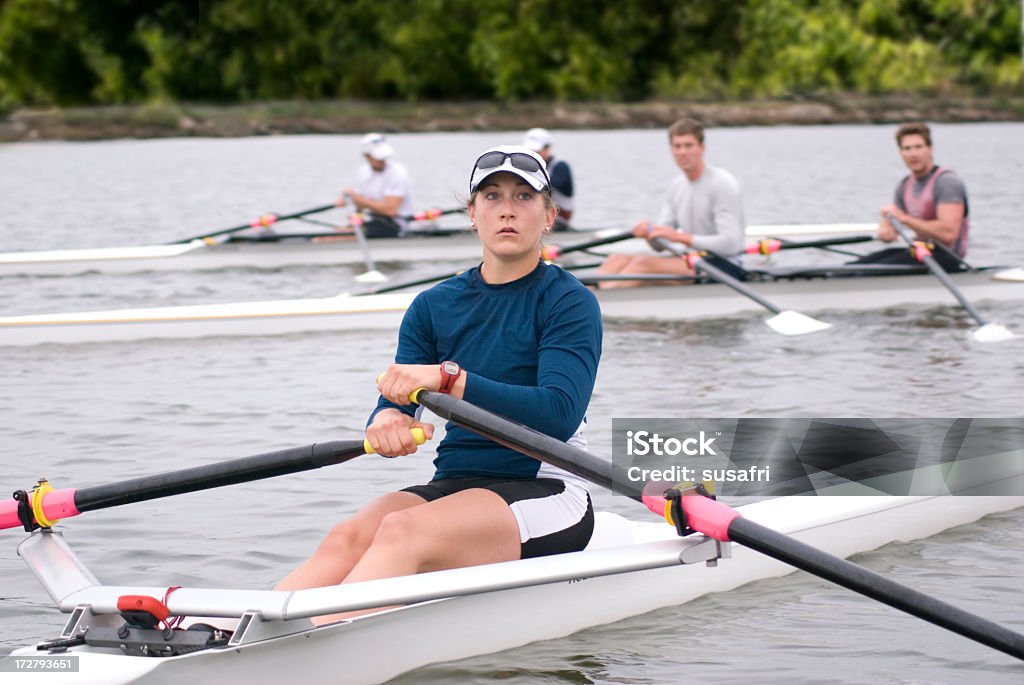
[{"xmin": 30, "ymin": 478, "xmax": 59, "ymax": 528}]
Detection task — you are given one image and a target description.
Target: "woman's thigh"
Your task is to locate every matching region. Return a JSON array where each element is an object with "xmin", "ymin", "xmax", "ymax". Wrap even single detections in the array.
[{"xmin": 382, "ymin": 488, "xmax": 522, "ymax": 572}]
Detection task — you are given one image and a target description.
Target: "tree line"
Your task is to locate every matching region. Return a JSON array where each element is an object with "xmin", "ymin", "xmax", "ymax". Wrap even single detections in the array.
[{"xmin": 0, "ymin": 0, "xmax": 1020, "ymax": 111}]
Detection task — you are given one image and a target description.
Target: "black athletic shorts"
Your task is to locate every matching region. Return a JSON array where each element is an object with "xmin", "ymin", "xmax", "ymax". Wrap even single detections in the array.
[
  {"xmin": 402, "ymin": 476, "xmax": 594, "ymax": 559},
  {"xmin": 362, "ymin": 215, "xmax": 402, "ymax": 239}
]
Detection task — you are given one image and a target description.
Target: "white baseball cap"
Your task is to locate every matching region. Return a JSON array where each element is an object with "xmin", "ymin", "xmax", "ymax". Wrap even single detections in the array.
[
  {"xmin": 469, "ymin": 145, "xmax": 550, "ymax": 193},
  {"xmin": 522, "ymin": 127, "xmax": 552, "ymax": 152},
  {"xmin": 360, "ymin": 132, "xmax": 394, "ymax": 160}
]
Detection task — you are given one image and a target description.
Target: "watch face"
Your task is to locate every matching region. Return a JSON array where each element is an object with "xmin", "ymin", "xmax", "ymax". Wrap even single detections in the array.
[{"xmin": 442, "ymin": 361, "xmax": 459, "ymax": 375}]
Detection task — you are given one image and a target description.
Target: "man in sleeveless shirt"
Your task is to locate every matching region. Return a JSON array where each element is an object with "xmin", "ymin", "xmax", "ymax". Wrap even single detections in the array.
[{"xmin": 855, "ymin": 122, "xmax": 970, "ymax": 272}]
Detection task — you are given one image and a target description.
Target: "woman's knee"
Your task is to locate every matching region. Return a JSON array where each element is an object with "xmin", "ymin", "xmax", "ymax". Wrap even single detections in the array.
[
  {"xmin": 317, "ymin": 517, "xmax": 375, "ymax": 557},
  {"xmin": 371, "ymin": 509, "xmax": 422, "ymax": 550}
]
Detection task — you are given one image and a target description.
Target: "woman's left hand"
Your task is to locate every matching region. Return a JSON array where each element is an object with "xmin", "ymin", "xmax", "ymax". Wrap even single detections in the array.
[{"xmin": 377, "ymin": 364, "xmax": 442, "ymax": 405}]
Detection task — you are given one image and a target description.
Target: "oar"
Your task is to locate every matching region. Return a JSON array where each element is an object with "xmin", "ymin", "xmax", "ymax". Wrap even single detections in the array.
[
  {"xmin": 357, "ymin": 268, "xmax": 467, "ymax": 296},
  {"xmin": 301, "ymin": 207, "xmax": 465, "ymax": 228},
  {"xmin": 1, "ymin": 430, "xmax": 425, "ymax": 532},
  {"xmin": 888, "ymin": 215, "xmax": 1014, "ymax": 343},
  {"xmin": 411, "ymin": 390, "xmax": 1024, "ymax": 662},
  {"xmin": 400, "ymin": 207, "xmax": 466, "ymax": 222},
  {"xmin": 355, "ymin": 230, "xmax": 637, "ymax": 296},
  {"xmin": 348, "ymin": 213, "xmax": 388, "ymax": 283},
  {"xmin": 540, "ymin": 229, "xmax": 635, "ymax": 261},
  {"xmin": 172, "ymin": 204, "xmax": 337, "ymax": 245},
  {"xmin": 650, "ymin": 237, "xmax": 831, "ymax": 336},
  {"xmin": 577, "ymin": 273, "xmax": 699, "ymax": 286},
  {"xmin": 294, "ymin": 216, "xmax": 349, "ymax": 231},
  {"xmin": 746, "ymin": 235, "xmax": 874, "ymax": 256}
]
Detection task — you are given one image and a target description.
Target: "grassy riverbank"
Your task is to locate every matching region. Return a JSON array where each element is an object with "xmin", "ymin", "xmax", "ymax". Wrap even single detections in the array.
[{"xmin": 3, "ymin": 94, "xmax": 1024, "ymax": 142}]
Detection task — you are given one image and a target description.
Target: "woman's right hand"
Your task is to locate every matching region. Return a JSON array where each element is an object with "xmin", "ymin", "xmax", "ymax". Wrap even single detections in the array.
[{"xmin": 365, "ymin": 408, "xmax": 435, "ymax": 458}]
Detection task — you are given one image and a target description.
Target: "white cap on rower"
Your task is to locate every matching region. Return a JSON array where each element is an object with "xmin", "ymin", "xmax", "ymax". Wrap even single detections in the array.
[
  {"xmin": 469, "ymin": 145, "xmax": 550, "ymax": 193},
  {"xmin": 522, "ymin": 127, "xmax": 552, "ymax": 152},
  {"xmin": 361, "ymin": 132, "xmax": 394, "ymax": 161}
]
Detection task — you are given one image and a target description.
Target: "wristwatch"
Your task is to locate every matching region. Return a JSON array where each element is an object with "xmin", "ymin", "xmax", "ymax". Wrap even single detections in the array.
[{"xmin": 439, "ymin": 360, "xmax": 462, "ymax": 394}]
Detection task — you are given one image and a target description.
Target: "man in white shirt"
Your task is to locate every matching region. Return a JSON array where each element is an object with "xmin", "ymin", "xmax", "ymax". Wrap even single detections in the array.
[{"xmin": 338, "ymin": 133, "xmax": 414, "ymax": 238}]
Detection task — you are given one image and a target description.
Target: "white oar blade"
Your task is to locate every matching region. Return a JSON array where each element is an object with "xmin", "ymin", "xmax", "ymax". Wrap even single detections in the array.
[
  {"xmin": 992, "ymin": 267, "xmax": 1024, "ymax": 282},
  {"xmin": 972, "ymin": 323, "xmax": 1015, "ymax": 343},
  {"xmin": 766, "ymin": 310, "xmax": 832, "ymax": 336},
  {"xmin": 355, "ymin": 270, "xmax": 388, "ymax": 284}
]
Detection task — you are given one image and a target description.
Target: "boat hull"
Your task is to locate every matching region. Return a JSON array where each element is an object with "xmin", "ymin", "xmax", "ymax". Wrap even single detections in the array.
[
  {"xmin": 0, "ymin": 293, "xmax": 416, "ymax": 346},
  {"xmin": 0, "ymin": 224, "xmax": 876, "ymax": 277},
  {"xmin": 595, "ymin": 268, "xmax": 1024, "ymax": 321},
  {"xmin": 0, "ymin": 232, "xmax": 487, "ymax": 277},
  {"xmin": 9, "ymin": 495, "xmax": 1023, "ymax": 685},
  {"xmin": 0, "ymin": 268, "xmax": 1021, "ymax": 346}
]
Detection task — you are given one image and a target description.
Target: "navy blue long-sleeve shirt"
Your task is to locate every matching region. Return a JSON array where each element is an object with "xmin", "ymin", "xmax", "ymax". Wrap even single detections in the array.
[{"xmin": 370, "ymin": 261, "xmax": 602, "ymax": 480}]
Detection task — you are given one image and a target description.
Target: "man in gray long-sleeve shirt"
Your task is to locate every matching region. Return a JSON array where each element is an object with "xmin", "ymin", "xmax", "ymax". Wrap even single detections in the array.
[{"xmin": 597, "ymin": 118, "xmax": 747, "ymax": 287}]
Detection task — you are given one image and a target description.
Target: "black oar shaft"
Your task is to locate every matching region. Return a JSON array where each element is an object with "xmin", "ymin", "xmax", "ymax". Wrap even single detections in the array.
[
  {"xmin": 74, "ymin": 440, "xmax": 366, "ymax": 513},
  {"xmin": 556, "ymin": 229, "xmax": 635, "ymax": 254},
  {"xmin": 771, "ymin": 235, "xmax": 874, "ymax": 257},
  {"xmin": 651, "ymin": 237, "xmax": 782, "ymax": 314},
  {"xmin": 294, "ymin": 217, "xmax": 344, "ymax": 230},
  {"xmin": 363, "ymin": 270, "xmax": 463, "ymax": 295},
  {"xmin": 415, "ymin": 391, "xmax": 642, "ymax": 502},
  {"xmin": 361, "ymin": 231, "xmax": 636, "ymax": 296},
  {"xmin": 416, "ymin": 391, "xmax": 1024, "ymax": 661},
  {"xmin": 925, "ymin": 255, "xmax": 987, "ymax": 323},
  {"xmin": 174, "ymin": 204, "xmax": 337, "ymax": 244},
  {"xmin": 888, "ymin": 216, "xmax": 988, "ymax": 326},
  {"xmin": 775, "ymin": 235, "xmax": 874, "ymax": 249},
  {"xmin": 578, "ymin": 274, "xmax": 698, "ymax": 285},
  {"xmin": 728, "ymin": 517, "xmax": 1024, "ymax": 660}
]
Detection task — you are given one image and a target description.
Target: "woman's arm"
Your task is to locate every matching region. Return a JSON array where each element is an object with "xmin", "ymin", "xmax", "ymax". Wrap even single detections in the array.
[{"xmin": 463, "ymin": 286, "xmax": 602, "ymax": 441}]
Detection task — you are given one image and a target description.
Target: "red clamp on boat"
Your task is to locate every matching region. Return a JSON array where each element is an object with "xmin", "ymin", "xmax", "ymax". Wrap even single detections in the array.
[{"xmin": 117, "ymin": 595, "xmax": 172, "ymax": 632}]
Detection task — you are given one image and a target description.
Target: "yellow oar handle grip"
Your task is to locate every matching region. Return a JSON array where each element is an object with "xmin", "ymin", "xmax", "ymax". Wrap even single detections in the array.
[
  {"xmin": 375, "ymin": 374, "xmax": 429, "ymax": 405},
  {"xmin": 363, "ymin": 428, "xmax": 427, "ymax": 455}
]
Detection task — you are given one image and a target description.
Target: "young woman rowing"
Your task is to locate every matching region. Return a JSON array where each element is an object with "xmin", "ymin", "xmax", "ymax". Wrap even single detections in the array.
[{"xmin": 276, "ymin": 145, "xmax": 603, "ymax": 623}]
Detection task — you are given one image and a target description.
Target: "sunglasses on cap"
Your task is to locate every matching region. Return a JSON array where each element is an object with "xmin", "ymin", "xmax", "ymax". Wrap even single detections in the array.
[{"xmin": 470, "ymin": 151, "xmax": 550, "ymax": 193}]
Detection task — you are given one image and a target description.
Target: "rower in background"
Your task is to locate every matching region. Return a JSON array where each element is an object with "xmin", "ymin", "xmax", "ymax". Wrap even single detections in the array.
[
  {"xmin": 337, "ymin": 132, "xmax": 415, "ymax": 238},
  {"xmin": 596, "ymin": 117, "xmax": 746, "ymax": 288},
  {"xmin": 523, "ymin": 127, "xmax": 574, "ymax": 231},
  {"xmin": 855, "ymin": 121, "xmax": 970, "ymax": 272}
]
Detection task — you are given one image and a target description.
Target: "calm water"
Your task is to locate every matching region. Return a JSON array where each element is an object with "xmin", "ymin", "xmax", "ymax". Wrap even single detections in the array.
[{"xmin": 1, "ymin": 124, "xmax": 1023, "ymax": 683}]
